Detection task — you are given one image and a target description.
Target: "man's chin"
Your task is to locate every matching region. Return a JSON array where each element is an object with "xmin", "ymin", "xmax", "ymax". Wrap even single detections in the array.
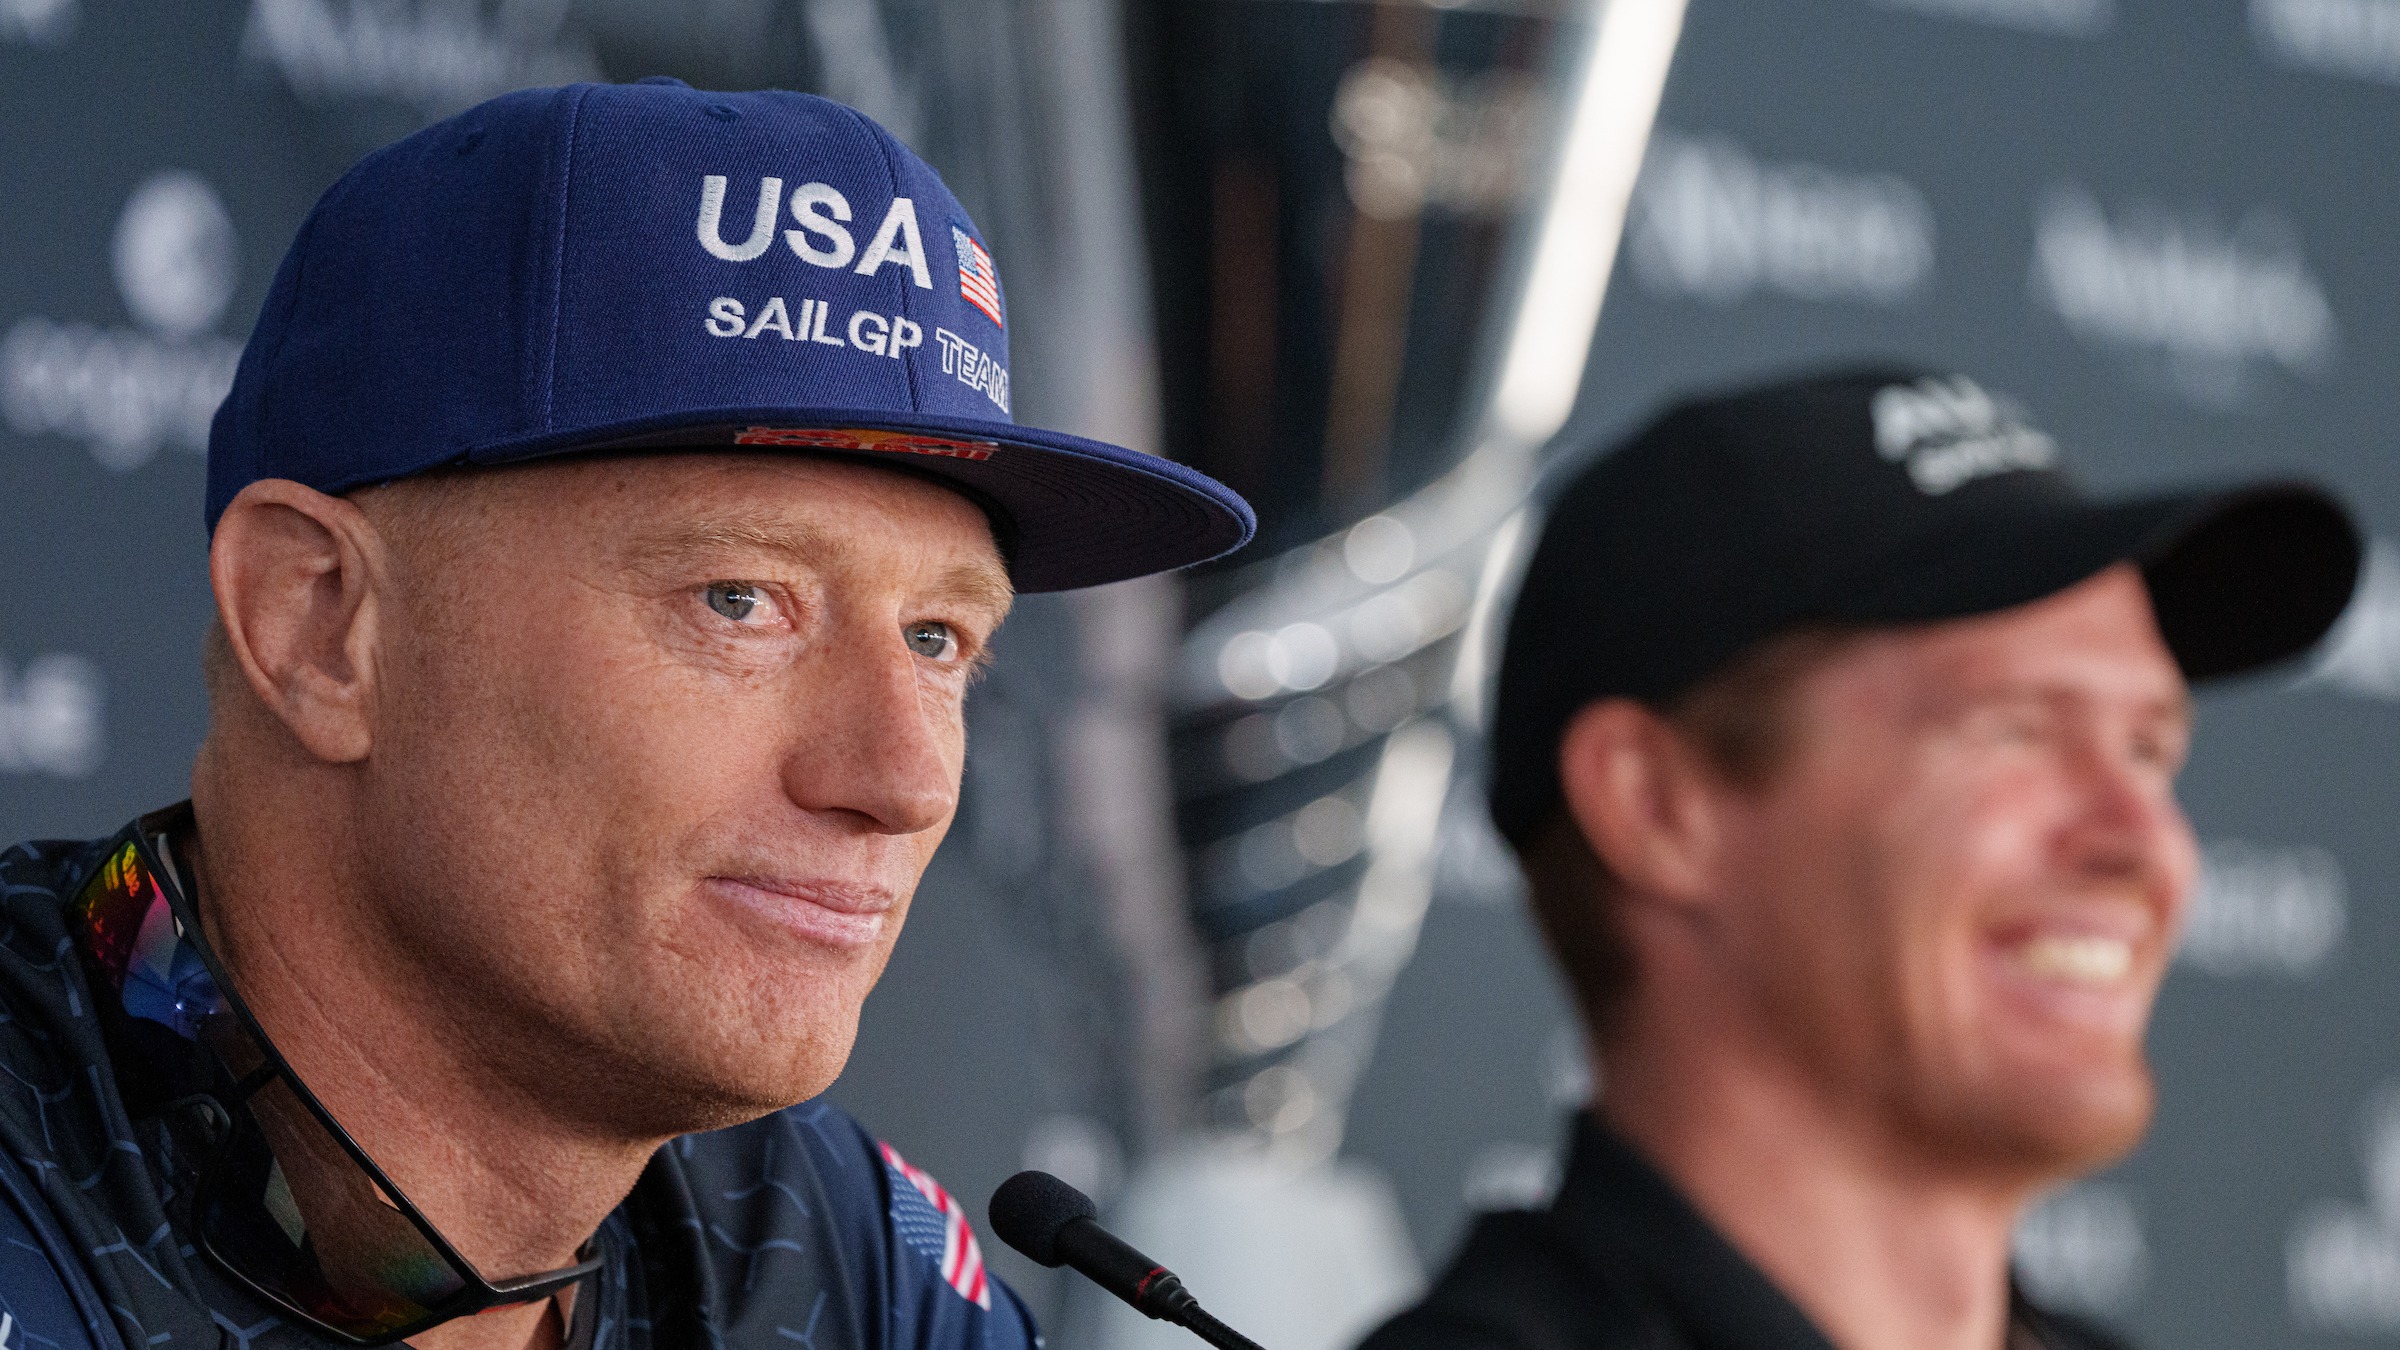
[
  {"xmin": 571, "ymin": 1024, "xmax": 859, "ymax": 1140},
  {"xmin": 598, "ymin": 1063, "xmax": 850, "ymax": 1139},
  {"xmin": 1915, "ymin": 1059, "xmax": 2157, "ymax": 1179},
  {"xmin": 656, "ymin": 1084, "xmax": 827, "ymax": 1137}
]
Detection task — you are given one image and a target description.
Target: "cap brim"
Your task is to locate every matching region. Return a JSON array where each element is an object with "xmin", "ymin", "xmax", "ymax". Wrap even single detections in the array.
[
  {"xmin": 466, "ymin": 408, "xmax": 1256, "ymax": 594},
  {"xmin": 1837, "ymin": 483, "xmax": 2361, "ymax": 683},
  {"xmin": 2141, "ymin": 485, "xmax": 2363, "ymax": 680}
]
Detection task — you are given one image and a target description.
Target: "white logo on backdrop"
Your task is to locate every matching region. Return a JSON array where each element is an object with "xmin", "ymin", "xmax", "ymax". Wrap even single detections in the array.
[
  {"xmin": 115, "ymin": 173, "xmax": 240, "ymax": 340},
  {"xmin": 0, "ymin": 0, "xmax": 74, "ymax": 45},
  {"xmin": 1330, "ymin": 58, "xmax": 1541, "ymax": 221},
  {"xmin": 1866, "ymin": 0, "xmax": 2113, "ymax": 36},
  {"xmin": 2300, "ymin": 538, "xmax": 2400, "ymax": 701},
  {"xmin": 1870, "ymin": 374, "xmax": 2058, "ymax": 494},
  {"xmin": 2254, "ymin": 0, "xmax": 2400, "ymax": 85},
  {"xmin": 2030, "ymin": 184, "xmax": 2337, "ymax": 410},
  {"xmin": 2291, "ymin": 1086, "xmax": 2400, "ymax": 1332},
  {"xmin": 2178, "ymin": 840, "xmax": 2347, "ymax": 978},
  {"xmin": 1627, "ymin": 131, "xmax": 1934, "ymax": 306},
  {"xmin": 242, "ymin": 0, "xmax": 600, "ymax": 118},
  {"xmin": 0, "ymin": 653, "xmax": 103, "ymax": 778},
  {"xmin": 2015, "ymin": 1182, "xmax": 2148, "ymax": 1314},
  {"xmin": 2, "ymin": 172, "xmax": 245, "ymax": 471}
]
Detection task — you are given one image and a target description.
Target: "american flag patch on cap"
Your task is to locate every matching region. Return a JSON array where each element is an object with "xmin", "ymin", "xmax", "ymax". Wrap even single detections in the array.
[
  {"xmin": 880, "ymin": 1141, "xmax": 992, "ymax": 1309},
  {"xmin": 953, "ymin": 225, "xmax": 1004, "ymax": 328}
]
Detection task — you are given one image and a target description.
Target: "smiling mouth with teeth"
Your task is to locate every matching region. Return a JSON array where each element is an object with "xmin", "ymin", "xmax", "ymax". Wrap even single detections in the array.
[{"xmin": 2012, "ymin": 934, "xmax": 2135, "ymax": 985}]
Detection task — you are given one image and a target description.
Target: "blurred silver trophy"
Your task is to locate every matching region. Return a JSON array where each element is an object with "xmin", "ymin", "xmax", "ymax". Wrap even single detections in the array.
[{"xmin": 1085, "ymin": 3, "xmax": 1691, "ymax": 1347}]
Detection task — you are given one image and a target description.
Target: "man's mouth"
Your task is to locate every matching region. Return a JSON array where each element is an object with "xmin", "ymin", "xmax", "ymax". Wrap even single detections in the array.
[
  {"xmin": 2009, "ymin": 933, "xmax": 2135, "ymax": 986},
  {"xmin": 706, "ymin": 876, "xmax": 894, "ymax": 949},
  {"xmin": 1983, "ymin": 909, "xmax": 2158, "ymax": 1036}
]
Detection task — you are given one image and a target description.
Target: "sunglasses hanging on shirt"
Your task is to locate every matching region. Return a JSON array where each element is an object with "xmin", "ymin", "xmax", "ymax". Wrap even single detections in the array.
[{"xmin": 68, "ymin": 802, "xmax": 602, "ymax": 1346}]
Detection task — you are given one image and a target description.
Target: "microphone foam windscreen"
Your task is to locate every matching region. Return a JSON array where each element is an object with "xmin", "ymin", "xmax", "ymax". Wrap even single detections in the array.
[{"xmin": 988, "ymin": 1169, "xmax": 1098, "ymax": 1267}]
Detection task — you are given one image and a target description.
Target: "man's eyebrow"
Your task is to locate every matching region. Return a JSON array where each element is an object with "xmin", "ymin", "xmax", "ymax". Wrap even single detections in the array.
[
  {"xmin": 619, "ymin": 517, "xmax": 847, "ymax": 571},
  {"xmin": 1937, "ymin": 672, "xmax": 2194, "ymax": 717},
  {"xmin": 1970, "ymin": 680, "xmax": 2197, "ymax": 727},
  {"xmin": 932, "ymin": 560, "xmax": 1015, "ymax": 621},
  {"xmin": 618, "ymin": 516, "xmax": 1014, "ymax": 617}
]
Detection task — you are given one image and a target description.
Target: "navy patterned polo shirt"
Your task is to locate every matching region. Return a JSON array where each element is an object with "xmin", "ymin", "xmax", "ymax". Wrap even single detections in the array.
[{"xmin": 0, "ymin": 821, "xmax": 1038, "ymax": 1350}]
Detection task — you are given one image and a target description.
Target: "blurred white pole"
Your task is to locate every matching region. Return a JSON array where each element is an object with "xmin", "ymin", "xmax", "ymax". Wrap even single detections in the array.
[
  {"xmin": 1490, "ymin": 0, "xmax": 1690, "ymax": 449},
  {"xmin": 1453, "ymin": 0, "xmax": 1687, "ymax": 729},
  {"xmin": 1029, "ymin": 0, "xmax": 1209, "ymax": 1155}
]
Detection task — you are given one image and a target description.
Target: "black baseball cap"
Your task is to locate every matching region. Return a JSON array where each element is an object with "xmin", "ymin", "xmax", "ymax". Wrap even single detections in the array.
[{"xmin": 1488, "ymin": 365, "xmax": 2362, "ymax": 847}]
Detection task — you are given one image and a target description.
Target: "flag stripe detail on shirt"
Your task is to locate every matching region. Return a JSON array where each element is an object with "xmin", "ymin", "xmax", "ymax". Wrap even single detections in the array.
[{"xmin": 879, "ymin": 1140, "xmax": 992, "ymax": 1309}]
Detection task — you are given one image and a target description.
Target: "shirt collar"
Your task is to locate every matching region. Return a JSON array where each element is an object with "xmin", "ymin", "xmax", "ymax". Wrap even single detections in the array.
[{"xmin": 1548, "ymin": 1114, "xmax": 1842, "ymax": 1350}]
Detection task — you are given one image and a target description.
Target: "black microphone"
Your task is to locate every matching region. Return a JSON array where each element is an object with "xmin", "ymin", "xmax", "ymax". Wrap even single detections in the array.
[{"xmin": 987, "ymin": 1170, "xmax": 1267, "ymax": 1350}]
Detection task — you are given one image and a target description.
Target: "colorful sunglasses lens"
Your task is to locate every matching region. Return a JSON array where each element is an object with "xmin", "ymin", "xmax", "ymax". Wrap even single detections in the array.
[
  {"xmin": 200, "ymin": 1074, "xmax": 466, "ymax": 1340},
  {"xmin": 74, "ymin": 833, "xmax": 590, "ymax": 1340}
]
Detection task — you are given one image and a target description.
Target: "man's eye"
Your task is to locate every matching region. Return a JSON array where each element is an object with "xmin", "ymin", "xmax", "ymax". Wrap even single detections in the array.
[
  {"xmin": 704, "ymin": 582, "xmax": 765, "ymax": 622},
  {"xmin": 904, "ymin": 620, "xmax": 959, "ymax": 662},
  {"xmin": 1978, "ymin": 706, "xmax": 2046, "ymax": 745},
  {"xmin": 2131, "ymin": 729, "xmax": 2186, "ymax": 772}
]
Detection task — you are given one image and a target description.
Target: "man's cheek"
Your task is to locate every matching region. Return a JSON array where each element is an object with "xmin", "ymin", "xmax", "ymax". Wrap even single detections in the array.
[
  {"xmin": 2156, "ymin": 814, "xmax": 2202, "ymax": 927},
  {"xmin": 585, "ymin": 663, "xmax": 786, "ymax": 802},
  {"xmin": 868, "ymin": 835, "xmax": 949, "ymax": 927},
  {"xmin": 1897, "ymin": 766, "xmax": 2049, "ymax": 899},
  {"xmin": 924, "ymin": 695, "xmax": 973, "ymax": 783}
]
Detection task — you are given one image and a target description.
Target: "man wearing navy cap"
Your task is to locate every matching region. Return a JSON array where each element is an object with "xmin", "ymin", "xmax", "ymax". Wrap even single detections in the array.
[
  {"xmin": 1362, "ymin": 368, "xmax": 2359, "ymax": 1350},
  {"xmin": 0, "ymin": 80, "xmax": 1249, "ymax": 1350}
]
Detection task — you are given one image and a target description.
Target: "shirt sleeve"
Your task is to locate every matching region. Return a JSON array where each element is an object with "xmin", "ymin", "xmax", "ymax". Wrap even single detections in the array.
[{"xmin": 0, "ymin": 1150, "xmax": 109, "ymax": 1350}]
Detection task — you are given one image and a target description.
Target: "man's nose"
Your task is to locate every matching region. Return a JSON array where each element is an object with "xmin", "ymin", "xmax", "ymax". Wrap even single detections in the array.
[
  {"xmin": 778, "ymin": 627, "xmax": 960, "ymax": 837},
  {"xmin": 2061, "ymin": 737, "xmax": 2197, "ymax": 893}
]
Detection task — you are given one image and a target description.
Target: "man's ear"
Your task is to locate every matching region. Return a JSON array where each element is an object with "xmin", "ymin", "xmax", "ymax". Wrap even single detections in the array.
[
  {"xmin": 1555, "ymin": 699, "xmax": 1727, "ymax": 907},
  {"xmin": 209, "ymin": 479, "xmax": 389, "ymax": 764}
]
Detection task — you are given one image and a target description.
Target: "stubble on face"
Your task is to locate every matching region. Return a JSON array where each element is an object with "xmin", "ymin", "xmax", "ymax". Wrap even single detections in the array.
[
  {"xmin": 1709, "ymin": 566, "xmax": 2198, "ymax": 1181},
  {"xmin": 347, "ymin": 453, "xmax": 1011, "ymax": 1142}
]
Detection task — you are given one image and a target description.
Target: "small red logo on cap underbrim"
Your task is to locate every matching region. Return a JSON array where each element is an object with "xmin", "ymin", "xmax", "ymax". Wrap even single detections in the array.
[{"xmin": 735, "ymin": 426, "xmax": 996, "ymax": 461}]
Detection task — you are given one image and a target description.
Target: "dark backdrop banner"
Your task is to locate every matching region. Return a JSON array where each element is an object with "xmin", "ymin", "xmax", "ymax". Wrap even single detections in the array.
[{"xmin": 7, "ymin": 3, "xmax": 2400, "ymax": 1350}]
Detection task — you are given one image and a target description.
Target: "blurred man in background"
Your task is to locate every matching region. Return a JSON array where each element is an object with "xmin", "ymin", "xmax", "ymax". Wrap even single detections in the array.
[
  {"xmin": 0, "ymin": 80, "xmax": 1249, "ymax": 1349},
  {"xmin": 1362, "ymin": 368, "xmax": 2359, "ymax": 1350}
]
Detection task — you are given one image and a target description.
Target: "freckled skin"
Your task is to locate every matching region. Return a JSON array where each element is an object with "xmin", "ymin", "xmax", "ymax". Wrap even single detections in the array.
[
  {"xmin": 353, "ymin": 455, "xmax": 1013, "ymax": 1139},
  {"xmin": 192, "ymin": 452, "xmax": 1014, "ymax": 1328},
  {"xmin": 1701, "ymin": 566, "xmax": 2198, "ymax": 1173}
]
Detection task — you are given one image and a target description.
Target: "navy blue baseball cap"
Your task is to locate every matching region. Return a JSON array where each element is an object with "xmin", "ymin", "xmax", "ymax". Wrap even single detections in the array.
[{"xmin": 206, "ymin": 79, "xmax": 1253, "ymax": 592}]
